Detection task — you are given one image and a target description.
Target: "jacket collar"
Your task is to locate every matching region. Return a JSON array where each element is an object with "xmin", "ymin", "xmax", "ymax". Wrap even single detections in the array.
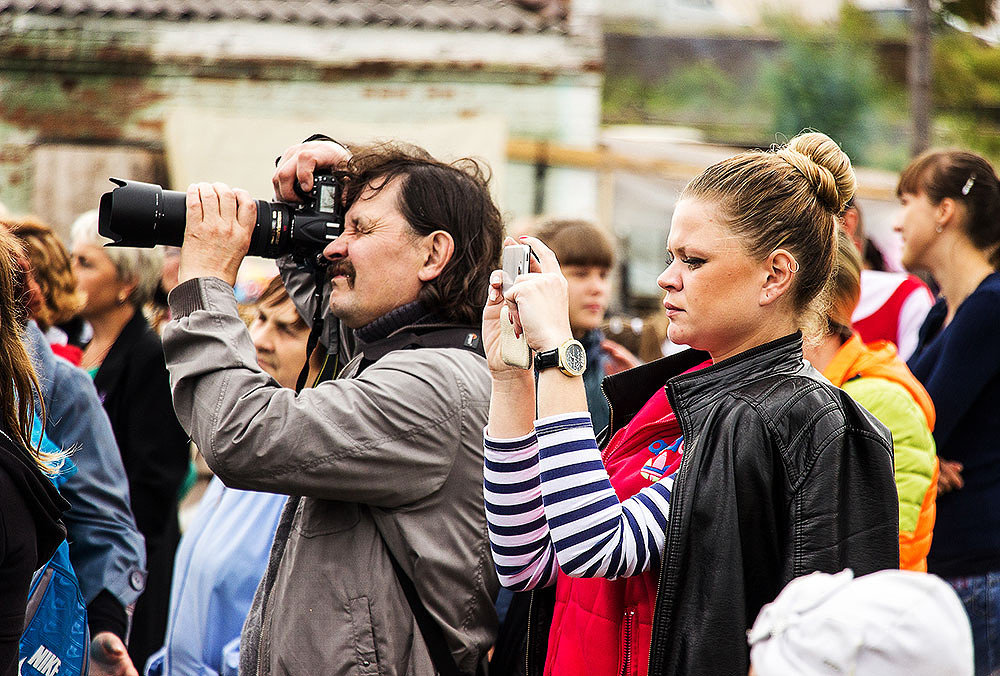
[{"xmin": 602, "ymin": 332, "xmax": 805, "ymax": 438}]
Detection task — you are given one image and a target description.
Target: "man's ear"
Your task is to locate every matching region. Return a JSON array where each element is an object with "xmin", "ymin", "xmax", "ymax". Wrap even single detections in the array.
[
  {"xmin": 759, "ymin": 249, "xmax": 797, "ymax": 307},
  {"xmin": 417, "ymin": 230, "xmax": 455, "ymax": 282}
]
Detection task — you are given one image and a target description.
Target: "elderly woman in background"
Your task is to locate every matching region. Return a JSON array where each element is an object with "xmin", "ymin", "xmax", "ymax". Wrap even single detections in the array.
[{"xmin": 70, "ymin": 210, "xmax": 190, "ymax": 671}]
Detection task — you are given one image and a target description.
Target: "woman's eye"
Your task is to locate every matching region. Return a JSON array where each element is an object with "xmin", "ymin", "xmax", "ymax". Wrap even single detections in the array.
[
  {"xmin": 682, "ymin": 258, "xmax": 704, "ymax": 269},
  {"xmin": 664, "ymin": 252, "xmax": 675, "ymax": 266}
]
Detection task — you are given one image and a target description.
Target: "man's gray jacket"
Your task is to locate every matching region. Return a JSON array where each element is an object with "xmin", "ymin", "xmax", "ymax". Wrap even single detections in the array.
[{"xmin": 163, "ymin": 277, "xmax": 498, "ymax": 676}]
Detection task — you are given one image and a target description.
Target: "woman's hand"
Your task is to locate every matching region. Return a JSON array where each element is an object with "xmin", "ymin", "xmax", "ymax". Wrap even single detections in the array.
[
  {"xmin": 938, "ymin": 459, "xmax": 964, "ymax": 493},
  {"xmin": 504, "ymin": 236, "xmax": 574, "ymax": 353},
  {"xmin": 483, "ymin": 238, "xmax": 532, "ymax": 381}
]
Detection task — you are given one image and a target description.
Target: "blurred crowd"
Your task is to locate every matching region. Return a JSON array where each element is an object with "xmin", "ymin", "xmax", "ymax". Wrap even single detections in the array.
[{"xmin": 0, "ymin": 133, "xmax": 997, "ymax": 676}]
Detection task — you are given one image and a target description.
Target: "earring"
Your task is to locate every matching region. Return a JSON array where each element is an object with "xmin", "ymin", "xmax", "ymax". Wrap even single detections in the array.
[
  {"xmin": 936, "ymin": 225, "xmax": 944, "ymax": 233},
  {"xmin": 788, "ymin": 258, "xmax": 800, "ymax": 273},
  {"xmin": 118, "ymin": 292, "xmax": 127, "ymax": 303}
]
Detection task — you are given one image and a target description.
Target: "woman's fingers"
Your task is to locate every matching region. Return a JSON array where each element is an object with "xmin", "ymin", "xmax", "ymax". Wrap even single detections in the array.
[{"xmin": 518, "ymin": 236, "xmax": 559, "ymax": 274}]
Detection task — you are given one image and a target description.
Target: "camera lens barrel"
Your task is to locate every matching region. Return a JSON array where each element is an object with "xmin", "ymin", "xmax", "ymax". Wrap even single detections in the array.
[
  {"xmin": 99, "ymin": 178, "xmax": 188, "ymax": 248},
  {"xmin": 99, "ymin": 177, "xmax": 340, "ymax": 259}
]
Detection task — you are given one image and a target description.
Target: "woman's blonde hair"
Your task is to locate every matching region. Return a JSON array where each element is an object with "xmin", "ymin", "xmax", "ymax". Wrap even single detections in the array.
[
  {"xmin": 827, "ymin": 229, "xmax": 864, "ymax": 339},
  {"xmin": 5, "ymin": 215, "xmax": 85, "ymax": 330},
  {"xmin": 70, "ymin": 210, "xmax": 163, "ymax": 308},
  {"xmin": 0, "ymin": 227, "xmax": 63, "ymax": 472},
  {"xmin": 683, "ymin": 131, "xmax": 856, "ymax": 328}
]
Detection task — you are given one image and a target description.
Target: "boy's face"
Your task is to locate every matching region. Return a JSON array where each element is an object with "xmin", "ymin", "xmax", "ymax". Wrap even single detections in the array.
[{"xmin": 563, "ymin": 264, "xmax": 611, "ymax": 335}]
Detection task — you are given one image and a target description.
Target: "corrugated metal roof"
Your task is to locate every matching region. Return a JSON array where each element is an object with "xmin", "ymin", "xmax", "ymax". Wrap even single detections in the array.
[{"xmin": 0, "ymin": 0, "xmax": 567, "ymax": 33}]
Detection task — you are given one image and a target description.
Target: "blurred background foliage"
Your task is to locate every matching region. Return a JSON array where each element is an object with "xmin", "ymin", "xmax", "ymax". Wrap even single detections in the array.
[{"xmin": 603, "ymin": 2, "xmax": 1000, "ymax": 170}]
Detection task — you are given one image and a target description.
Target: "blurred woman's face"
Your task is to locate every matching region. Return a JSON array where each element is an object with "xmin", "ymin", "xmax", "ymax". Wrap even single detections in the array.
[
  {"xmin": 656, "ymin": 199, "xmax": 769, "ymax": 361},
  {"xmin": 893, "ymin": 190, "xmax": 939, "ymax": 272},
  {"xmin": 71, "ymin": 241, "xmax": 132, "ymax": 319},
  {"xmin": 563, "ymin": 264, "xmax": 611, "ymax": 335}
]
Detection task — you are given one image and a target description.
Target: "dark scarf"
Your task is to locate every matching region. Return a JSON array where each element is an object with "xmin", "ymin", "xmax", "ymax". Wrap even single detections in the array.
[{"xmin": 354, "ymin": 301, "xmax": 436, "ymax": 346}]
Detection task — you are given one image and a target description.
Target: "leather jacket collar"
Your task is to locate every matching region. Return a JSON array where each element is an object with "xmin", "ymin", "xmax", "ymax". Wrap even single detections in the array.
[{"xmin": 601, "ymin": 332, "xmax": 806, "ymax": 440}]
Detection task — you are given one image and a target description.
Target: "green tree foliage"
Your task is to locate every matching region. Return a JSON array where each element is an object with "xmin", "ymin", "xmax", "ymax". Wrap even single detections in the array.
[{"xmin": 762, "ymin": 37, "xmax": 882, "ymax": 163}]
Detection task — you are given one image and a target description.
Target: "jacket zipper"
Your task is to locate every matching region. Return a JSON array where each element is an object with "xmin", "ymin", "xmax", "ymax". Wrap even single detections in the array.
[
  {"xmin": 620, "ymin": 608, "xmax": 636, "ymax": 676},
  {"xmin": 647, "ymin": 394, "xmax": 693, "ymax": 674},
  {"xmin": 525, "ymin": 590, "xmax": 535, "ymax": 676}
]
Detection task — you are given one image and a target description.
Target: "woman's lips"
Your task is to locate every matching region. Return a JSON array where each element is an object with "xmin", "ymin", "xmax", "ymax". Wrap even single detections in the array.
[{"xmin": 663, "ymin": 301, "xmax": 683, "ymax": 317}]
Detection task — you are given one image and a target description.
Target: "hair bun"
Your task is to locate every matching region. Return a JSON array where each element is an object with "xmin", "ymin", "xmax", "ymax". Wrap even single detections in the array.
[{"xmin": 778, "ymin": 133, "xmax": 856, "ymax": 214}]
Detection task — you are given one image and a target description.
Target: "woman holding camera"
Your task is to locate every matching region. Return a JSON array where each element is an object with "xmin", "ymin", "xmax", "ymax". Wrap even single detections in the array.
[
  {"xmin": 70, "ymin": 211, "xmax": 190, "ymax": 671},
  {"xmin": 0, "ymin": 228, "xmax": 68, "ymax": 676},
  {"xmin": 482, "ymin": 132, "xmax": 899, "ymax": 676}
]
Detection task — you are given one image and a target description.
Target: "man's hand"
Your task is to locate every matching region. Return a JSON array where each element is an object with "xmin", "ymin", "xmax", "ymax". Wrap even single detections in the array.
[
  {"xmin": 272, "ymin": 140, "xmax": 352, "ymax": 203},
  {"xmin": 938, "ymin": 459, "xmax": 964, "ymax": 493},
  {"xmin": 90, "ymin": 632, "xmax": 138, "ymax": 676},
  {"xmin": 177, "ymin": 182, "xmax": 256, "ymax": 287}
]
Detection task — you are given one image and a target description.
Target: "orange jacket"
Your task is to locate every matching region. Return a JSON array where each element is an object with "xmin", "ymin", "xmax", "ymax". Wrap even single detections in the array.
[{"xmin": 824, "ymin": 334, "xmax": 938, "ymax": 571}]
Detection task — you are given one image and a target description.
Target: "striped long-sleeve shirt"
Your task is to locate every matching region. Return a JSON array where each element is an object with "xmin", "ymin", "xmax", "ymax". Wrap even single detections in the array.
[{"xmin": 484, "ymin": 413, "xmax": 677, "ymax": 591}]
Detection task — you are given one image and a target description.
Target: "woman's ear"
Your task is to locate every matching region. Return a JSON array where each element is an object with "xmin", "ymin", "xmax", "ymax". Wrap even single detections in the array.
[
  {"xmin": 759, "ymin": 249, "xmax": 798, "ymax": 307},
  {"xmin": 417, "ymin": 230, "xmax": 456, "ymax": 282},
  {"xmin": 936, "ymin": 197, "xmax": 964, "ymax": 231}
]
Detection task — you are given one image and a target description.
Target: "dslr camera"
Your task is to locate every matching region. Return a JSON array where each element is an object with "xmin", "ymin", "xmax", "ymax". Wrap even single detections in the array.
[{"xmin": 98, "ymin": 172, "xmax": 345, "ymax": 259}]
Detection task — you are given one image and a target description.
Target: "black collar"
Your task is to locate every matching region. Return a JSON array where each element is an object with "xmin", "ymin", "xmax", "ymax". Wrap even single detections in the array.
[
  {"xmin": 93, "ymin": 310, "xmax": 150, "ymax": 393},
  {"xmin": 600, "ymin": 332, "xmax": 804, "ymax": 439}
]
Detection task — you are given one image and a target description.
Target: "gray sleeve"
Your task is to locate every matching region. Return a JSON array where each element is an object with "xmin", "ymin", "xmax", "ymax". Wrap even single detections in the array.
[
  {"xmin": 276, "ymin": 254, "xmax": 322, "ymax": 327},
  {"xmin": 164, "ymin": 277, "xmax": 483, "ymax": 508},
  {"xmin": 47, "ymin": 358, "xmax": 147, "ymax": 606}
]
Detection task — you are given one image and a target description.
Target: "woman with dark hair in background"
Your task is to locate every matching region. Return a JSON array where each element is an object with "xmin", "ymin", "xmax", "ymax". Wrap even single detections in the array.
[
  {"xmin": 70, "ymin": 210, "xmax": 190, "ymax": 671},
  {"xmin": 896, "ymin": 149, "xmax": 1000, "ymax": 676},
  {"xmin": 0, "ymin": 227, "xmax": 68, "ymax": 676},
  {"xmin": 483, "ymin": 132, "xmax": 898, "ymax": 676}
]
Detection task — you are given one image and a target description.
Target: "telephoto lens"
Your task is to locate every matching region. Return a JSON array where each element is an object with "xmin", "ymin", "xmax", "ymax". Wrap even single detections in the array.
[{"xmin": 98, "ymin": 176, "xmax": 344, "ymax": 259}]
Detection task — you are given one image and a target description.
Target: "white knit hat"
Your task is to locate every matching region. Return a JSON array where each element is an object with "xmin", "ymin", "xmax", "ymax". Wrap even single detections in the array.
[{"xmin": 748, "ymin": 569, "xmax": 974, "ymax": 676}]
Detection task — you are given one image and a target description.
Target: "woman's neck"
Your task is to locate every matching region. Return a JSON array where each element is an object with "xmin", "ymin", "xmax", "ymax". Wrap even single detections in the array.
[
  {"xmin": 710, "ymin": 315, "xmax": 799, "ymax": 364},
  {"xmin": 930, "ymin": 236, "xmax": 994, "ymax": 324},
  {"xmin": 802, "ymin": 332, "xmax": 844, "ymax": 374},
  {"xmin": 81, "ymin": 304, "xmax": 136, "ymax": 369}
]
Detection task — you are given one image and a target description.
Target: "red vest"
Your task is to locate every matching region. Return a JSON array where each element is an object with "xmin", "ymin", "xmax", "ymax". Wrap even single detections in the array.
[
  {"xmin": 544, "ymin": 359, "xmax": 711, "ymax": 675},
  {"xmin": 853, "ymin": 274, "xmax": 928, "ymax": 347}
]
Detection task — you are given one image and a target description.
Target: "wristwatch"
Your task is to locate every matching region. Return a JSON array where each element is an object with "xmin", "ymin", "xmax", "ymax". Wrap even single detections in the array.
[{"xmin": 534, "ymin": 339, "xmax": 587, "ymax": 377}]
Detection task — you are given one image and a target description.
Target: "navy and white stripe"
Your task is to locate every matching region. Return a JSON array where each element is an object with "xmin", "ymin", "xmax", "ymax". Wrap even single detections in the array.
[{"xmin": 484, "ymin": 413, "xmax": 676, "ymax": 590}]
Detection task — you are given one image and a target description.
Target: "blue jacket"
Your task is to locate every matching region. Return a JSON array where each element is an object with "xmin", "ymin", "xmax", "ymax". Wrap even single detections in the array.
[
  {"xmin": 145, "ymin": 478, "xmax": 286, "ymax": 676},
  {"xmin": 909, "ymin": 272, "xmax": 1000, "ymax": 577},
  {"xmin": 25, "ymin": 322, "xmax": 146, "ymax": 626}
]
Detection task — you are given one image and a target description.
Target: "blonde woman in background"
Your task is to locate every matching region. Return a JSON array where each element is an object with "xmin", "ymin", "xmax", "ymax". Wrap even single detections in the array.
[{"xmin": 803, "ymin": 230, "xmax": 938, "ymax": 571}]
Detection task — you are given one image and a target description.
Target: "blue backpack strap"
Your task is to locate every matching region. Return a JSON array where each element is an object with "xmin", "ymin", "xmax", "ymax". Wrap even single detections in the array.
[{"xmin": 20, "ymin": 416, "xmax": 90, "ymax": 676}]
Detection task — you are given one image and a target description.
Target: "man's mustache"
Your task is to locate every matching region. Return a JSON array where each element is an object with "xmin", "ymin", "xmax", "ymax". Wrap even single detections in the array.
[{"xmin": 327, "ymin": 260, "xmax": 356, "ymax": 287}]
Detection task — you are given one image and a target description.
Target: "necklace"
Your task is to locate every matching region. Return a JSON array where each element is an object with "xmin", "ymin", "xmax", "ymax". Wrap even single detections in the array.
[{"xmin": 80, "ymin": 340, "xmax": 114, "ymax": 371}]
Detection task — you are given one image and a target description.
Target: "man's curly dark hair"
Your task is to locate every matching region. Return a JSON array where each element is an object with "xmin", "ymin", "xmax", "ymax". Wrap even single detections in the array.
[{"xmin": 343, "ymin": 142, "xmax": 504, "ymax": 325}]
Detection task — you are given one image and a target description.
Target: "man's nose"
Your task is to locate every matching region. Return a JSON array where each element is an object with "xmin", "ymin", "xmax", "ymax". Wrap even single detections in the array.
[{"xmin": 322, "ymin": 237, "xmax": 347, "ymax": 261}]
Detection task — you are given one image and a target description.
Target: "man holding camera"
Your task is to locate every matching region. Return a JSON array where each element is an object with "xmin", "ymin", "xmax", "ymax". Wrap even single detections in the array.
[{"xmin": 160, "ymin": 139, "xmax": 502, "ymax": 675}]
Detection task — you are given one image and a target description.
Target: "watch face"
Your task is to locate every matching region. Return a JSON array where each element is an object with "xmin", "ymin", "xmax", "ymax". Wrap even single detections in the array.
[{"xmin": 563, "ymin": 342, "xmax": 587, "ymax": 375}]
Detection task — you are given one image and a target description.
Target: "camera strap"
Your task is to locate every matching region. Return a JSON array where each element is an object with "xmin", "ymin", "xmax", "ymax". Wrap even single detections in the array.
[{"xmin": 296, "ymin": 259, "xmax": 339, "ymax": 391}]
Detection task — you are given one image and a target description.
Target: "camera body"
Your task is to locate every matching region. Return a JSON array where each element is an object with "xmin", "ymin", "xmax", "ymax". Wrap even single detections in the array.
[{"xmin": 98, "ymin": 172, "xmax": 345, "ymax": 260}]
